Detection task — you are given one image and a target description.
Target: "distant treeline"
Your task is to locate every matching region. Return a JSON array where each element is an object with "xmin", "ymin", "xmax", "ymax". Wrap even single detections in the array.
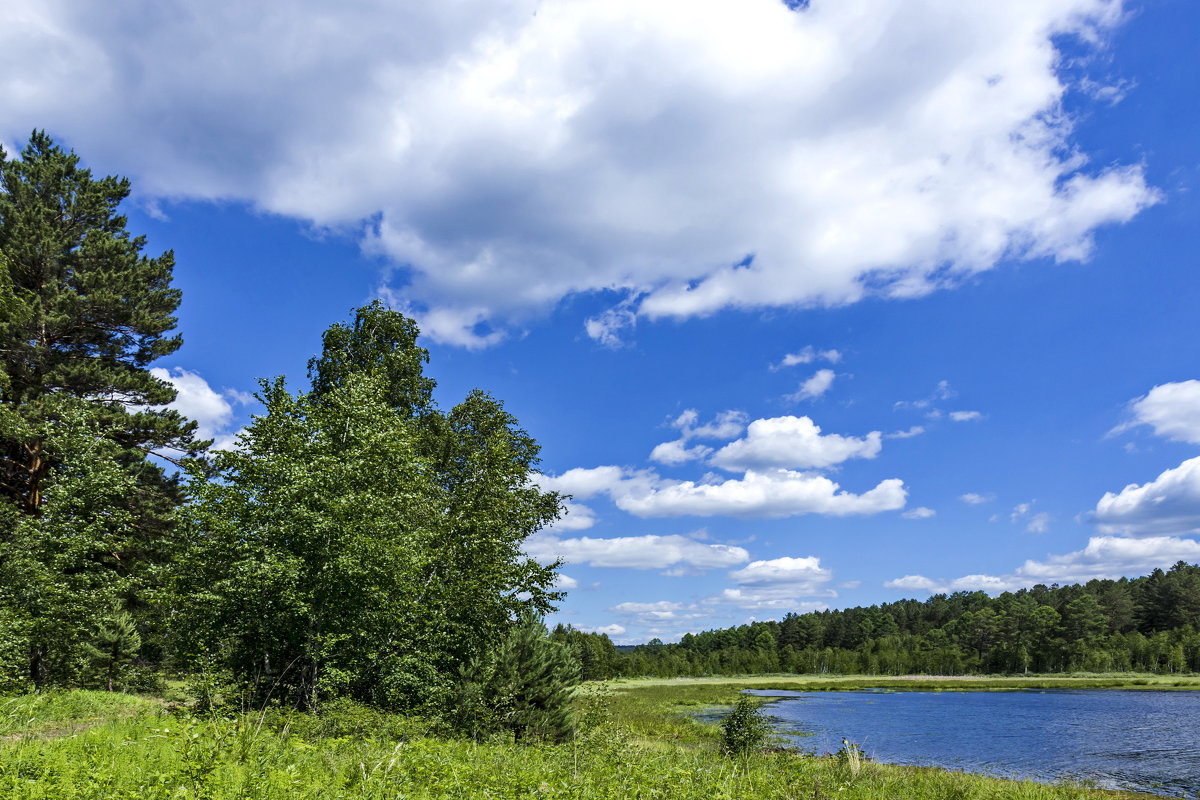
[{"xmin": 553, "ymin": 562, "xmax": 1200, "ymax": 679}]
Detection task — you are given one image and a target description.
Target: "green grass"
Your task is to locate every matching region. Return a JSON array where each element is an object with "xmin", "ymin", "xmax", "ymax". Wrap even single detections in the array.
[
  {"xmin": 0, "ymin": 690, "xmax": 157, "ymax": 738},
  {"xmin": 0, "ymin": 679, "xmax": 1175, "ymax": 799}
]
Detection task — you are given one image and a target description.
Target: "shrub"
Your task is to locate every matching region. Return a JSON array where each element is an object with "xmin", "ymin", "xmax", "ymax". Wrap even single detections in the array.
[{"xmin": 719, "ymin": 695, "xmax": 771, "ymax": 757}]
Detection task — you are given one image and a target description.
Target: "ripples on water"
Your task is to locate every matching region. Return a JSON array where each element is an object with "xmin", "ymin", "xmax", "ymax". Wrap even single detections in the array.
[{"xmin": 742, "ymin": 688, "xmax": 1200, "ymax": 797}]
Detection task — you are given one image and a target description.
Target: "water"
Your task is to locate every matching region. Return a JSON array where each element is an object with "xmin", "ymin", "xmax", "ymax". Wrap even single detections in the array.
[{"xmin": 742, "ymin": 689, "xmax": 1200, "ymax": 797}]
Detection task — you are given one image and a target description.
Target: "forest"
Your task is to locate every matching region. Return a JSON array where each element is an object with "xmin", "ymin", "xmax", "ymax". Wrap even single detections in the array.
[{"xmin": 562, "ymin": 561, "xmax": 1200, "ymax": 680}]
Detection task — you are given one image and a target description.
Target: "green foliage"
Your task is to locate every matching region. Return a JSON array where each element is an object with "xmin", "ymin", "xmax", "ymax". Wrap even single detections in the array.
[
  {"xmin": 81, "ymin": 611, "xmax": 142, "ymax": 692},
  {"xmin": 452, "ymin": 613, "xmax": 580, "ymax": 743},
  {"xmin": 0, "ymin": 132, "xmax": 198, "ymax": 688},
  {"xmin": 176, "ymin": 303, "xmax": 565, "ymax": 712},
  {"xmin": 719, "ymin": 695, "xmax": 771, "ymax": 757}
]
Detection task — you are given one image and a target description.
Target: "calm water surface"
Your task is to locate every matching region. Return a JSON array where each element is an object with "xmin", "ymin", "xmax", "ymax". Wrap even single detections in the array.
[{"xmin": 743, "ymin": 689, "xmax": 1200, "ymax": 797}]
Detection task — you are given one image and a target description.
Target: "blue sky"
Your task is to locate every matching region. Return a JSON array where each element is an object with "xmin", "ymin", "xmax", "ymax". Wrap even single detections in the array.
[{"xmin": 3, "ymin": 0, "xmax": 1198, "ymax": 642}]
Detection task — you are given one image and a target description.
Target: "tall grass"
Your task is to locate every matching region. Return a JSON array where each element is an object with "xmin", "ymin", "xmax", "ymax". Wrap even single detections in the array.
[{"xmin": 0, "ymin": 683, "xmax": 1163, "ymax": 799}]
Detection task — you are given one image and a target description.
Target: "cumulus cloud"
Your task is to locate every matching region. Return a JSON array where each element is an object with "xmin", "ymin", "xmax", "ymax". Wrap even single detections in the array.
[
  {"xmin": 710, "ymin": 416, "xmax": 882, "ymax": 471},
  {"xmin": 525, "ymin": 532, "xmax": 749, "ymax": 571},
  {"xmin": 949, "ymin": 410, "xmax": 984, "ymax": 422},
  {"xmin": 544, "ymin": 501, "xmax": 598, "ymax": 532},
  {"xmin": 960, "ymin": 492, "xmax": 994, "ymax": 505},
  {"xmin": 887, "ymin": 426, "xmax": 926, "ymax": 439},
  {"xmin": 0, "ymin": 0, "xmax": 1156, "ymax": 345},
  {"xmin": 886, "ymin": 535, "xmax": 1200, "ymax": 594},
  {"xmin": 150, "ymin": 367, "xmax": 247, "ymax": 450},
  {"xmin": 534, "ymin": 466, "xmax": 633, "ymax": 498},
  {"xmin": 788, "ymin": 369, "xmax": 837, "ymax": 401},
  {"xmin": 616, "ymin": 469, "xmax": 907, "ymax": 519},
  {"xmin": 539, "ymin": 455, "xmax": 905, "ymax": 520},
  {"xmin": 705, "ymin": 555, "xmax": 836, "ymax": 610},
  {"xmin": 649, "ymin": 409, "xmax": 747, "ymax": 465},
  {"xmin": 552, "ymin": 573, "xmax": 579, "ymax": 590},
  {"xmin": 1115, "ymin": 380, "xmax": 1200, "ymax": 445},
  {"xmin": 608, "ymin": 600, "xmax": 713, "ymax": 625},
  {"xmin": 1092, "ymin": 456, "xmax": 1200, "ymax": 536},
  {"xmin": 649, "ymin": 440, "xmax": 713, "ymax": 466},
  {"xmin": 578, "ymin": 624, "xmax": 626, "ymax": 636},
  {"xmin": 902, "ymin": 507, "xmax": 936, "ymax": 519}
]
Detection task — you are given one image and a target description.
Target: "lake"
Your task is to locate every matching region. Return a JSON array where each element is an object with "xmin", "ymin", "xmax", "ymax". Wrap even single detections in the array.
[{"xmin": 742, "ymin": 688, "xmax": 1200, "ymax": 797}]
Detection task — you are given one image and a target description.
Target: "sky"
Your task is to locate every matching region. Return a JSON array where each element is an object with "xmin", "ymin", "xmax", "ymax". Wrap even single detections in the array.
[{"xmin": 3, "ymin": 0, "xmax": 1199, "ymax": 643}]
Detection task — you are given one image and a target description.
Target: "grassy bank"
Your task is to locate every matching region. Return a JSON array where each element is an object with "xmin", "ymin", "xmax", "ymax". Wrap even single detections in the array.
[
  {"xmin": 609, "ymin": 672, "xmax": 1200, "ymax": 692},
  {"xmin": 0, "ymin": 679, "xmax": 1175, "ymax": 799}
]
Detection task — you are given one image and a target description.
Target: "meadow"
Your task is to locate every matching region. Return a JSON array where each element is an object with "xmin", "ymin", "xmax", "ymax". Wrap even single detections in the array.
[{"xmin": 0, "ymin": 675, "xmax": 1187, "ymax": 799}]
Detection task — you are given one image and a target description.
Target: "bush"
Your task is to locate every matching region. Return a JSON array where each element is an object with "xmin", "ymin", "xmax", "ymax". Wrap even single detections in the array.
[{"xmin": 719, "ymin": 695, "xmax": 771, "ymax": 757}]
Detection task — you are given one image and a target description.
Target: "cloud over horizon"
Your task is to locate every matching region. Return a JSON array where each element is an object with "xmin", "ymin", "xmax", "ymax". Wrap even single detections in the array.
[{"xmin": 0, "ymin": 0, "xmax": 1157, "ymax": 346}]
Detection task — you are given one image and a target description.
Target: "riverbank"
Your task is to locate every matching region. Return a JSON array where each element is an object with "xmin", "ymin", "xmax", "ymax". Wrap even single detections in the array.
[
  {"xmin": 0, "ymin": 682, "xmax": 1172, "ymax": 799},
  {"xmin": 610, "ymin": 672, "xmax": 1200, "ymax": 691}
]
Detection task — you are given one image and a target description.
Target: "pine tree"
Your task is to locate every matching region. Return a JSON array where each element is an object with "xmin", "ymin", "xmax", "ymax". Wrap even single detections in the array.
[
  {"xmin": 453, "ymin": 613, "xmax": 580, "ymax": 743},
  {"xmin": 0, "ymin": 131, "xmax": 202, "ymax": 513},
  {"xmin": 83, "ymin": 610, "xmax": 142, "ymax": 692},
  {"xmin": 0, "ymin": 132, "xmax": 199, "ymax": 687}
]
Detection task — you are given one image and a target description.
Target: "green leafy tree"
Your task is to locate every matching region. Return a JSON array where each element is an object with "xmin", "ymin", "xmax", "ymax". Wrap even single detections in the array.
[
  {"xmin": 177, "ymin": 304, "xmax": 564, "ymax": 711},
  {"xmin": 0, "ymin": 132, "xmax": 201, "ymax": 687},
  {"xmin": 0, "ymin": 406, "xmax": 144, "ymax": 687}
]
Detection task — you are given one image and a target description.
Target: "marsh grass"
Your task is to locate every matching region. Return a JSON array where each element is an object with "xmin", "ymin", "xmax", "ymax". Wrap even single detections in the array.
[{"xmin": 0, "ymin": 681, "xmax": 1168, "ymax": 799}]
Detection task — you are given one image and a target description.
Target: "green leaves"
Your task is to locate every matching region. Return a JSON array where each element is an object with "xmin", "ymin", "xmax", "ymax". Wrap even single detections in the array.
[{"xmin": 178, "ymin": 304, "xmax": 566, "ymax": 712}]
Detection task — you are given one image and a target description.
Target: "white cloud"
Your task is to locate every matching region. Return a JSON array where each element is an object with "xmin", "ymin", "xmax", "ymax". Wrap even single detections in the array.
[
  {"xmin": 538, "ymin": 462, "xmax": 906, "ymax": 519},
  {"xmin": 1092, "ymin": 456, "xmax": 1200, "ymax": 536},
  {"xmin": 1009, "ymin": 501, "xmax": 1050, "ymax": 532},
  {"xmin": 151, "ymin": 367, "xmax": 234, "ymax": 440},
  {"xmin": 902, "ymin": 506, "xmax": 936, "ymax": 519},
  {"xmin": 686, "ymin": 410, "xmax": 749, "ymax": 440},
  {"xmin": 710, "ymin": 416, "xmax": 882, "ymax": 471},
  {"xmin": 887, "ymin": 426, "xmax": 926, "ymax": 439},
  {"xmin": 960, "ymin": 492, "xmax": 994, "ymax": 505},
  {"xmin": 616, "ymin": 469, "xmax": 907, "ymax": 519},
  {"xmin": 1026, "ymin": 511, "xmax": 1051, "ymax": 533},
  {"xmin": 525, "ymin": 532, "xmax": 749, "ymax": 571},
  {"xmin": 788, "ymin": 369, "xmax": 837, "ymax": 401},
  {"xmin": 650, "ymin": 409, "xmax": 747, "ymax": 465},
  {"xmin": 534, "ymin": 466, "xmax": 631, "ymax": 498},
  {"xmin": 896, "ymin": 380, "xmax": 956, "ymax": 411},
  {"xmin": 149, "ymin": 367, "xmax": 247, "ymax": 449},
  {"xmin": 545, "ymin": 501, "xmax": 598, "ymax": 532},
  {"xmin": 1014, "ymin": 535, "xmax": 1200, "ymax": 583},
  {"xmin": 949, "ymin": 410, "xmax": 983, "ymax": 422},
  {"xmin": 552, "ymin": 573, "xmax": 579, "ymax": 590},
  {"xmin": 578, "ymin": 624, "xmax": 626, "ymax": 636},
  {"xmin": 610, "ymin": 600, "xmax": 689, "ymax": 614},
  {"xmin": 649, "ymin": 440, "xmax": 712, "ymax": 465},
  {"xmin": 1116, "ymin": 380, "xmax": 1200, "ymax": 445},
  {"xmin": 773, "ymin": 346, "xmax": 842, "ymax": 370},
  {"xmin": 0, "ymin": 0, "xmax": 1155, "ymax": 346},
  {"xmin": 729, "ymin": 556, "xmax": 832, "ymax": 589},
  {"xmin": 608, "ymin": 600, "xmax": 712, "ymax": 625},
  {"xmin": 706, "ymin": 555, "xmax": 836, "ymax": 611},
  {"xmin": 887, "ymin": 535, "xmax": 1200, "ymax": 594}
]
